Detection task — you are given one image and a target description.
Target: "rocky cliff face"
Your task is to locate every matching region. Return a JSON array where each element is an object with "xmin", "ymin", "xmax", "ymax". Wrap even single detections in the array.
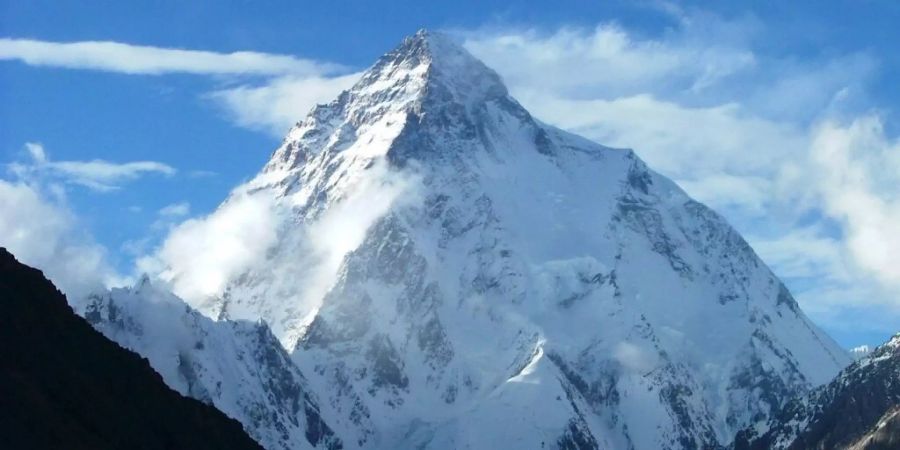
[
  {"xmin": 0, "ymin": 248, "xmax": 263, "ymax": 450},
  {"xmin": 734, "ymin": 333, "xmax": 900, "ymax": 450},
  {"xmin": 85, "ymin": 30, "xmax": 850, "ymax": 450}
]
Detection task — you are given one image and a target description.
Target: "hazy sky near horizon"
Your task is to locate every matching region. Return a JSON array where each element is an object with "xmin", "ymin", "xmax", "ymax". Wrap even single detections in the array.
[{"xmin": 2, "ymin": 0, "xmax": 899, "ymax": 348}]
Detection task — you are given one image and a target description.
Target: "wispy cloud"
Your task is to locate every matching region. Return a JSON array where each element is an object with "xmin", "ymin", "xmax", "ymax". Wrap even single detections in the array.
[
  {"xmin": 158, "ymin": 202, "xmax": 190, "ymax": 217},
  {"xmin": 207, "ymin": 73, "xmax": 361, "ymax": 136},
  {"xmin": 188, "ymin": 170, "xmax": 218, "ymax": 178},
  {"xmin": 462, "ymin": 23, "xmax": 758, "ymax": 99},
  {"xmin": 0, "ymin": 38, "xmax": 357, "ymax": 136},
  {"xmin": 0, "ymin": 142, "xmax": 179, "ymax": 296},
  {"xmin": 0, "ymin": 38, "xmax": 342, "ymax": 76},
  {"xmin": 10, "ymin": 142, "xmax": 175, "ymax": 191}
]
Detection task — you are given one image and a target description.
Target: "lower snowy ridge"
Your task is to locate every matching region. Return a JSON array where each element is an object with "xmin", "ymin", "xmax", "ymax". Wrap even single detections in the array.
[{"xmin": 76, "ymin": 280, "xmax": 343, "ymax": 450}]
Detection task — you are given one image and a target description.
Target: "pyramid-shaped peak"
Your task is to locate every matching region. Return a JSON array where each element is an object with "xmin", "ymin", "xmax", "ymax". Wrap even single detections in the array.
[
  {"xmin": 390, "ymin": 29, "xmax": 474, "ymax": 65},
  {"xmin": 356, "ymin": 29, "xmax": 508, "ymax": 105},
  {"xmin": 399, "ymin": 29, "xmax": 496, "ymax": 74},
  {"xmin": 269, "ymin": 29, "xmax": 517, "ymax": 171}
]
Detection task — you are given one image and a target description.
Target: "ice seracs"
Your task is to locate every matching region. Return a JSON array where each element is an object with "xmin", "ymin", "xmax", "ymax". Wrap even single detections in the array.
[{"xmin": 85, "ymin": 30, "xmax": 852, "ymax": 450}]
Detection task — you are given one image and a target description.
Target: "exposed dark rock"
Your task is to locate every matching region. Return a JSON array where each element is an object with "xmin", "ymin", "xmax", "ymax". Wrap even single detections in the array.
[
  {"xmin": 366, "ymin": 334, "xmax": 409, "ymax": 391},
  {"xmin": 734, "ymin": 333, "xmax": 900, "ymax": 450},
  {"xmin": 557, "ymin": 419, "xmax": 600, "ymax": 450}
]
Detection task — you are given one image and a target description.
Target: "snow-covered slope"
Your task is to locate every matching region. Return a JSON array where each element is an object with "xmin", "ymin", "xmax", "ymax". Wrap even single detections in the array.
[
  {"xmin": 734, "ymin": 333, "xmax": 900, "ymax": 450},
  {"xmin": 93, "ymin": 30, "xmax": 850, "ymax": 449},
  {"xmin": 76, "ymin": 280, "xmax": 342, "ymax": 450}
]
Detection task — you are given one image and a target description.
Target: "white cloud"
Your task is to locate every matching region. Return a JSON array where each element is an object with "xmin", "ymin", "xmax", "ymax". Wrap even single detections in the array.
[
  {"xmin": 10, "ymin": 142, "xmax": 176, "ymax": 191},
  {"xmin": 0, "ymin": 38, "xmax": 356, "ymax": 136},
  {"xmin": 508, "ymin": 93, "xmax": 806, "ymax": 211},
  {"xmin": 810, "ymin": 116, "xmax": 900, "ymax": 290},
  {"xmin": 133, "ymin": 157, "xmax": 421, "ymax": 345},
  {"xmin": 613, "ymin": 341, "xmax": 658, "ymax": 373},
  {"xmin": 137, "ymin": 190, "xmax": 281, "ymax": 302},
  {"xmin": 158, "ymin": 202, "xmax": 190, "ymax": 217},
  {"xmin": 46, "ymin": 160, "xmax": 175, "ymax": 191},
  {"xmin": 748, "ymin": 226, "xmax": 849, "ymax": 282},
  {"xmin": 0, "ymin": 38, "xmax": 342, "ymax": 76},
  {"xmin": 299, "ymin": 159, "xmax": 421, "ymax": 301},
  {"xmin": 0, "ymin": 180, "xmax": 122, "ymax": 298},
  {"xmin": 208, "ymin": 73, "xmax": 361, "ymax": 136},
  {"xmin": 462, "ymin": 24, "xmax": 756, "ymax": 99},
  {"xmin": 26, "ymin": 142, "xmax": 47, "ymax": 163},
  {"xmin": 1, "ymin": 36, "xmax": 362, "ymax": 136}
]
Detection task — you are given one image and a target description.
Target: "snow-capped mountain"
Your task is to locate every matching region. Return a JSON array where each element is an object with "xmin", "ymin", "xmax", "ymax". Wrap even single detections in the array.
[
  {"xmin": 76, "ymin": 280, "xmax": 341, "ymax": 450},
  {"xmin": 86, "ymin": 30, "xmax": 851, "ymax": 449},
  {"xmin": 734, "ymin": 333, "xmax": 900, "ymax": 449}
]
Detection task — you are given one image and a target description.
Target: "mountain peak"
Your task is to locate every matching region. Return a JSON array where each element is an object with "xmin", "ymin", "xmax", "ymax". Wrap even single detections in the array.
[
  {"xmin": 384, "ymin": 29, "xmax": 481, "ymax": 71},
  {"xmin": 358, "ymin": 29, "xmax": 508, "ymax": 107},
  {"xmin": 394, "ymin": 28, "xmax": 452, "ymax": 55},
  {"xmin": 269, "ymin": 30, "xmax": 514, "ymax": 170}
]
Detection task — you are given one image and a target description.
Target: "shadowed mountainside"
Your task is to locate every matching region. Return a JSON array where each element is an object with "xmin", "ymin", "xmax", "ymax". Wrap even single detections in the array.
[{"xmin": 734, "ymin": 332, "xmax": 900, "ymax": 450}]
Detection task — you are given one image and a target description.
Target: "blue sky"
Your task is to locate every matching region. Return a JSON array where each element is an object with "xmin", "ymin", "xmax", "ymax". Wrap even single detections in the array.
[{"xmin": 2, "ymin": 1, "xmax": 899, "ymax": 349}]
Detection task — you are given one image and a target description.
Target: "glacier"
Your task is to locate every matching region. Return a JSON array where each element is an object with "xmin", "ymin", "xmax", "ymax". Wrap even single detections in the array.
[{"xmin": 81, "ymin": 30, "xmax": 851, "ymax": 450}]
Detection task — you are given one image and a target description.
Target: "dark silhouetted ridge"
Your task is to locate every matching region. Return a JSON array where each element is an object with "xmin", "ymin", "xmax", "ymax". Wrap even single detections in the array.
[{"xmin": 0, "ymin": 247, "xmax": 263, "ymax": 450}]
